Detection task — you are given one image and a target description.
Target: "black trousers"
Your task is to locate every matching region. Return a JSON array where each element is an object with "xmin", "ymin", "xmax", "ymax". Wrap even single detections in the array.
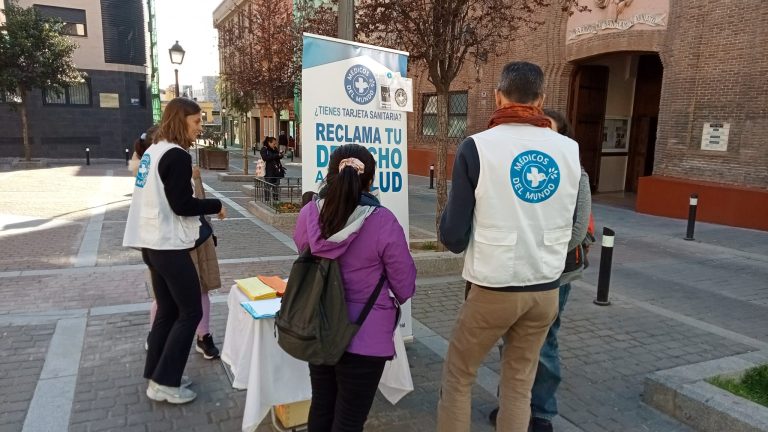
[
  {"xmin": 307, "ymin": 352, "xmax": 387, "ymax": 432},
  {"xmin": 142, "ymin": 248, "xmax": 203, "ymax": 387}
]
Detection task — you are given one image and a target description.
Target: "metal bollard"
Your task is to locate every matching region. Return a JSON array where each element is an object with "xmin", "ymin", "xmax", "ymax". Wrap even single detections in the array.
[
  {"xmin": 429, "ymin": 164, "xmax": 435, "ymax": 189},
  {"xmin": 125, "ymin": 148, "xmax": 129, "ymax": 165},
  {"xmin": 86, "ymin": 147, "xmax": 90, "ymax": 166},
  {"xmin": 684, "ymin": 193, "xmax": 698, "ymax": 241},
  {"xmin": 594, "ymin": 227, "xmax": 615, "ymax": 306}
]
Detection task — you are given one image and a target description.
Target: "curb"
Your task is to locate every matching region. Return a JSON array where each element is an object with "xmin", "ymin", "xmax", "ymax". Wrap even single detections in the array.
[{"xmin": 644, "ymin": 349, "xmax": 768, "ymax": 432}]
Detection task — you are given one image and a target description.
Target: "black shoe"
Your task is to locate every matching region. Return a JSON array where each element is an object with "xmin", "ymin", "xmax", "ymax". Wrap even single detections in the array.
[
  {"xmin": 530, "ymin": 417, "xmax": 553, "ymax": 432},
  {"xmin": 489, "ymin": 407, "xmax": 499, "ymax": 427},
  {"xmin": 195, "ymin": 333, "xmax": 220, "ymax": 360}
]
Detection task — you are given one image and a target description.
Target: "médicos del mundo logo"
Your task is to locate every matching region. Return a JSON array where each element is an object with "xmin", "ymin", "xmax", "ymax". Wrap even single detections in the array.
[{"xmin": 344, "ymin": 64, "xmax": 377, "ymax": 105}]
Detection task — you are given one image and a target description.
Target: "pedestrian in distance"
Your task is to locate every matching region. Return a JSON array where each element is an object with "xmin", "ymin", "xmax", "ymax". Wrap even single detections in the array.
[
  {"xmin": 260, "ymin": 136, "xmax": 285, "ymax": 202},
  {"xmin": 131, "ymin": 125, "xmax": 225, "ymax": 362},
  {"xmin": 293, "ymin": 144, "xmax": 417, "ymax": 432},
  {"xmin": 123, "ymin": 97, "xmax": 227, "ymax": 404},
  {"xmin": 279, "ymin": 130, "xmax": 289, "ymax": 152},
  {"xmin": 487, "ymin": 108, "xmax": 593, "ymax": 432},
  {"xmin": 436, "ymin": 62, "xmax": 582, "ymax": 432}
]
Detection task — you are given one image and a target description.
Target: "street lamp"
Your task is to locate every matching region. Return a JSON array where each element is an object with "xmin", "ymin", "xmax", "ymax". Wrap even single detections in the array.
[
  {"xmin": 169, "ymin": 41, "xmax": 185, "ymax": 98},
  {"xmin": 222, "ymin": 107, "xmax": 228, "ymax": 149}
]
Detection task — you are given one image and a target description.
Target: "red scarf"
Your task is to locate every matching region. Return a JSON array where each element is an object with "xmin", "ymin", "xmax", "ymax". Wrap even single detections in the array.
[{"xmin": 487, "ymin": 103, "xmax": 552, "ymax": 129}]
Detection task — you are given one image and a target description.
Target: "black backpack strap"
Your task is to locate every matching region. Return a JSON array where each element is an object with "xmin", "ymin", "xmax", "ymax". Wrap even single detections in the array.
[{"xmin": 355, "ymin": 274, "xmax": 387, "ymax": 326}]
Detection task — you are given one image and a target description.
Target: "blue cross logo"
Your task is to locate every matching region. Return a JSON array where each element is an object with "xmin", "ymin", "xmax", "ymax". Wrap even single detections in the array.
[
  {"xmin": 510, "ymin": 150, "xmax": 560, "ymax": 203},
  {"xmin": 344, "ymin": 65, "xmax": 377, "ymax": 105},
  {"xmin": 135, "ymin": 154, "xmax": 151, "ymax": 188}
]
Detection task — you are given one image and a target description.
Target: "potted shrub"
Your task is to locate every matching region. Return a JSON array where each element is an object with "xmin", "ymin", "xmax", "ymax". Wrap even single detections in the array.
[{"xmin": 200, "ymin": 144, "xmax": 229, "ymax": 170}]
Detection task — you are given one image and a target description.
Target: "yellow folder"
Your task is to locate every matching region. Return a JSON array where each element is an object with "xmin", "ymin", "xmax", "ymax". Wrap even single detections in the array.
[{"xmin": 235, "ymin": 276, "xmax": 278, "ymax": 300}]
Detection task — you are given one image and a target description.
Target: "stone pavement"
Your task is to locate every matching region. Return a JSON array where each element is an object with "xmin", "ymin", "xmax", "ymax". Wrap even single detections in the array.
[{"xmin": 1, "ymin": 161, "xmax": 767, "ymax": 432}]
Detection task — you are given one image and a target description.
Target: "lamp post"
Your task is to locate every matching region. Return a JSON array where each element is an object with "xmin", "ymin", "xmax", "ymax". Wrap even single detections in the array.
[
  {"xmin": 222, "ymin": 107, "xmax": 228, "ymax": 149},
  {"xmin": 168, "ymin": 41, "xmax": 185, "ymax": 98}
]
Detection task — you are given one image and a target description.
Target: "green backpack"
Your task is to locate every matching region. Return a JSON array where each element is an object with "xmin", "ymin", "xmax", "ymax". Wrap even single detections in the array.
[{"xmin": 275, "ymin": 249, "xmax": 386, "ymax": 365}]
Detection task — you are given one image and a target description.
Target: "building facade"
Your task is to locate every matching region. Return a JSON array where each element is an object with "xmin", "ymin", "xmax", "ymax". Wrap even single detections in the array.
[
  {"xmin": 407, "ymin": 0, "xmax": 767, "ymax": 230},
  {"xmin": 213, "ymin": 0, "xmax": 296, "ymax": 150},
  {"xmin": 0, "ymin": 0, "xmax": 152, "ymax": 159}
]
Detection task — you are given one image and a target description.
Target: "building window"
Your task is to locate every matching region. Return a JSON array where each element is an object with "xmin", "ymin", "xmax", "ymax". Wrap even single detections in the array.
[
  {"xmin": 100, "ymin": 0, "xmax": 146, "ymax": 66},
  {"xmin": 421, "ymin": 92, "xmax": 468, "ymax": 138},
  {"xmin": 138, "ymin": 81, "xmax": 147, "ymax": 107},
  {"xmin": 34, "ymin": 5, "xmax": 87, "ymax": 36},
  {"xmin": 43, "ymin": 80, "xmax": 91, "ymax": 106}
]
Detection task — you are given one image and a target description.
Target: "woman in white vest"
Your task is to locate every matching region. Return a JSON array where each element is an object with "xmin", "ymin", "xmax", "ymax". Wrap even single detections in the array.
[{"xmin": 123, "ymin": 98, "xmax": 226, "ymax": 404}]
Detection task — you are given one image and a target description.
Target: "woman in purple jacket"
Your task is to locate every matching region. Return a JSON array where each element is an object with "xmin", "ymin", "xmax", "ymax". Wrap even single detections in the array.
[{"xmin": 293, "ymin": 144, "xmax": 417, "ymax": 432}]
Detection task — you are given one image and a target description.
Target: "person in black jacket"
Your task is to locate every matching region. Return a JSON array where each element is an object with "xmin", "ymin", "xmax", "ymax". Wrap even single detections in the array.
[{"xmin": 260, "ymin": 136, "xmax": 284, "ymax": 202}]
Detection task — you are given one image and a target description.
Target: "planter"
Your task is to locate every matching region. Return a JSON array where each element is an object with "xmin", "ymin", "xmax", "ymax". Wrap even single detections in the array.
[
  {"xmin": 200, "ymin": 148, "xmax": 229, "ymax": 170},
  {"xmin": 644, "ymin": 349, "xmax": 768, "ymax": 432}
]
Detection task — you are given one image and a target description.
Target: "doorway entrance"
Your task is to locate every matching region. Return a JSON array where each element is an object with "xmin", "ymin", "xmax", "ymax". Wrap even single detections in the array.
[{"xmin": 568, "ymin": 53, "xmax": 663, "ymax": 193}]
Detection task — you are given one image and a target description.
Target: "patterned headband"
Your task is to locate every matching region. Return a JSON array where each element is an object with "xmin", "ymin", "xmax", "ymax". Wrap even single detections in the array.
[{"xmin": 338, "ymin": 158, "xmax": 365, "ymax": 175}]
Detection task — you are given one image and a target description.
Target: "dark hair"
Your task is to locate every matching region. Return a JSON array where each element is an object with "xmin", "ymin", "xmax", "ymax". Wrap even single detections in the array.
[
  {"xmin": 497, "ymin": 61, "xmax": 545, "ymax": 104},
  {"xmin": 319, "ymin": 144, "xmax": 376, "ymax": 239},
  {"xmin": 134, "ymin": 125, "xmax": 159, "ymax": 157},
  {"xmin": 543, "ymin": 109, "xmax": 573, "ymax": 138},
  {"xmin": 263, "ymin": 136, "xmax": 277, "ymax": 147},
  {"xmin": 154, "ymin": 98, "xmax": 201, "ymax": 149}
]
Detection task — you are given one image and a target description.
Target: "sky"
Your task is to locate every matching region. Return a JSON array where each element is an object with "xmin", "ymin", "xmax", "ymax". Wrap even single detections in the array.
[{"xmin": 154, "ymin": 0, "xmax": 221, "ymax": 90}]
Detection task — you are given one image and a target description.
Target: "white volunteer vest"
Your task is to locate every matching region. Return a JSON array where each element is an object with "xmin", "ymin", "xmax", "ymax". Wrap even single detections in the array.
[
  {"xmin": 123, "ymin": 141, "xmax": 200, "ymax": 250},
  {"xmin": 463, "ymin": 124, "xmax": 581, "ymax": 287}
]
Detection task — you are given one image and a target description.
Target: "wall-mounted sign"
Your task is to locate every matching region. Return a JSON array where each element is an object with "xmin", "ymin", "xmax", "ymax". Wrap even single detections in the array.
[
  {"xmin": 602, "ymin": 117, "xmax": 630, "ymax": 153},
  {"xmin": 568, "ymin": 13, "xmax": 667, "ymax": 40},
  {"xmin": 566, "ymin": 0, "xmax": 669, "ymax": 43},
  {"xmin": 701, "ymin": 122, "xmax": 730, "ymax": 152},
  {"xmin": 99, "ymin": 93, "xmax": 119, "ymax": 108}
]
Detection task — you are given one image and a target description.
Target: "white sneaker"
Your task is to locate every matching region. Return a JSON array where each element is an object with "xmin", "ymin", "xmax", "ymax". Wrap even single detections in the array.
[{"xmin": 146, "ymin": 380, "xmax": 197, "ymax": 404}]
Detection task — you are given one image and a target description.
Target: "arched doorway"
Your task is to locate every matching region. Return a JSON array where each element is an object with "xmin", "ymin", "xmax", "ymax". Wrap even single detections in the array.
[{"xmin": 568, "ymin": 53, "xmax": 663, "ymax": 193}]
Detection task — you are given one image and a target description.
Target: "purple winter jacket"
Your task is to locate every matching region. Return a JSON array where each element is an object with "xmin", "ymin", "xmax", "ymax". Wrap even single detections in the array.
[{"xmin": 293, "ymin": 199, "xmax": 416, "ymax": 358}]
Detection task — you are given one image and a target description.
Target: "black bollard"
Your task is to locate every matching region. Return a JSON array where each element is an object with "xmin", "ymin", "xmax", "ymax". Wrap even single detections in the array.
[
  {"xmin": 86, "ymin": 147, "xmax": 90, "ymax": 166},
  {"xmin": 684, "ymin": 193, "xmax": 698, "ymax": 241},
  {"xmin": 429, "ymin": 164, "xmax": 435, "ymax": 189},
  {"xmin": 125, "ymin": 148, "xmax": 129, "ymax": 165},
  {"xmin": 594, "ymin": 227, "xmax": 615, "ymax": 306}
]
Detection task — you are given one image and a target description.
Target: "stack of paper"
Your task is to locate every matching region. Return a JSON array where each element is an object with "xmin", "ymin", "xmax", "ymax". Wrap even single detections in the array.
[
  {"xmin": 235, "ymin": 277, "xmax": 278, "ymax": 300},
  {"xmin": 258, "ymin": 275, "xmax": 288, "ymax": 296},
  {"xmin": 241, "ymin": 298, "xmax": 282, "ymax": 319}
]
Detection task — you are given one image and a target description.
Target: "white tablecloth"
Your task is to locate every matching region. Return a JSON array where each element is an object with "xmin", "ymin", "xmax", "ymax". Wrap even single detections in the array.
[{"xmin": 222, "ymin": 286, "xmax": 413, "ymax": 432}]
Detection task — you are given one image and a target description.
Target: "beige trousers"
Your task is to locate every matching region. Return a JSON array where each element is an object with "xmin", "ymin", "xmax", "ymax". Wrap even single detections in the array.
[{"xmin": 436, "ymin": 285, "xmax": 558, "ymax": 432}]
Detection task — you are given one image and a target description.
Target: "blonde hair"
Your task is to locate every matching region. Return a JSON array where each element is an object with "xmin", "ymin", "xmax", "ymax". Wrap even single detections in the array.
[{"xmin": 154, "ymin": 98, "xmax": 201, "ymax": 149}]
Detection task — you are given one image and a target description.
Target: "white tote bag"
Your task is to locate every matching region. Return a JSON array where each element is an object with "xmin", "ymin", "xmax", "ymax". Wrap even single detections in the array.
[
  {"xmin": 378, "ymin": 327, "xmax": 414, "ymax": 404},
  {"xmin": 255, "ymin": 159, "xmax": 266, "ymax": 177}
]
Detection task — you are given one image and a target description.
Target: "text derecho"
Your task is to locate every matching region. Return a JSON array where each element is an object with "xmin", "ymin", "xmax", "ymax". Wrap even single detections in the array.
[{"xmin": 314, "ymin": 122, "xmax": 404, "ymax": 192}]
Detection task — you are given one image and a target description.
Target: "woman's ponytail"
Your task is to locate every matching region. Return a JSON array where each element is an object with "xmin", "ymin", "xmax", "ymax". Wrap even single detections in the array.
[
  {"xmin": 319, "ymin": 144, "xmax": 376, "ymax": 239},
  {"xmin": 320, "ymin": 165, "xmax": 361, "ymax": 238}
]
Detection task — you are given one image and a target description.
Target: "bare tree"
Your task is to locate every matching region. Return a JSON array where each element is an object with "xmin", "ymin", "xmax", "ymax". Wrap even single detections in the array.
[
  {"xmin": 356, "ymin": 0, "xmax": 588, "ymax": 244},
  {"xmin": 218, "ymin": 0, "xmax": 336, "ymax": 173}
]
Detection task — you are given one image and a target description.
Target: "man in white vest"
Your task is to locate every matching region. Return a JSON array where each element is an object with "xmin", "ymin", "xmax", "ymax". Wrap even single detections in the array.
[{"xmin": 436, "ymin": 62, "xmax": 581, "ymax": 432}]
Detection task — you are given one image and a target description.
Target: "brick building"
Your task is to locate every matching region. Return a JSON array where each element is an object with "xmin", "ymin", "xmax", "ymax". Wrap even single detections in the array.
[{"xmin": 407, "ymin": 0, "xmax": 767, "ymax": 230}]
